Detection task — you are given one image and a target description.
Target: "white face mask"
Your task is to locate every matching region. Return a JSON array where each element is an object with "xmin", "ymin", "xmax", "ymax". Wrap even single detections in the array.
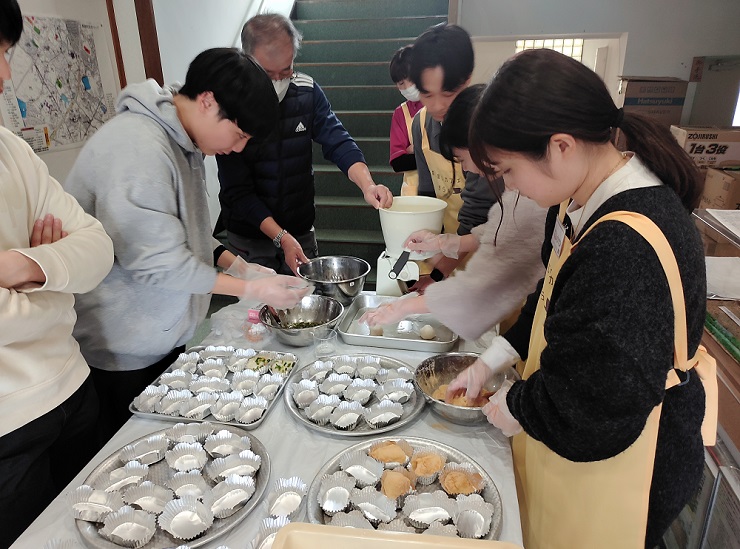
[
  {"xmin": 272, "ymin": 78, "xmax": 291, "ymax": 102},
  {"xmin": 400, "ymin": 84, "xmax": 420, "ymax": 102}
]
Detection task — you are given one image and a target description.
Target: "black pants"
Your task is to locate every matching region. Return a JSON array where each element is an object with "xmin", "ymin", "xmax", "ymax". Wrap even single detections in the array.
[
  {"xmin": 0, "ymin": 376, "xmax": 99, "ymax": 548},
  {"xmin": 89, "ymin": 345, "xmax": 185, "ymax": 446}
]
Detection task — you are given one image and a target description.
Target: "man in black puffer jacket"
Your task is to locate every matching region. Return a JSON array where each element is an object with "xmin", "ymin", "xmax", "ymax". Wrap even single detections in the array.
[{"xmin": 216, "ymin": 14, "xmax": 393, "ymax": 275}]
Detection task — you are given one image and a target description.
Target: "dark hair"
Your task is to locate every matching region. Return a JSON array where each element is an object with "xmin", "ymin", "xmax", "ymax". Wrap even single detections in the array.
[
  {"xmin": 241, "ymin": 13, "xmax": 302, "ymax": 57},
  {"xmin": 179, "ymin": 48, "xmax": 279, "ymax": 141},
  {"xmin": 440, "ymin": 83, "xmax": 485, "ymax": 161},
  {"xmin": 469, "ymin": 49, "xmax": 703, "ymax": 211},
  {"xmin": 409, "ymin": 24, "xmax": 474, "ymax": 93},
  {"xmin": 0, "ymin": 0, "xmax": 22, "ymax": 46},
  {"xmin": 389, "ymin": 45, "xmax": 414, "ymax": 83}
]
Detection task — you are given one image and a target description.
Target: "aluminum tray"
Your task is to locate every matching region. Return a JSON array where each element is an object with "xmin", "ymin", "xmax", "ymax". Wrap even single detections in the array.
[
  {"xmin": 129, "ymin": 346, "xmax": 297, "ymax": 430},
  {"xmin": 284, "ymin": 354, "xmax": 425, "ymax": 437},
  {"xmin": 337, "ymin": 294, "xmax": 458, "ymax": 352},
  {"xmin": 76, "ymin": 425, "xmax": 270, "ymax": 548},
  {"xmin": 307, "ymin": 436, "xmax": 503, "ymax": 540}
]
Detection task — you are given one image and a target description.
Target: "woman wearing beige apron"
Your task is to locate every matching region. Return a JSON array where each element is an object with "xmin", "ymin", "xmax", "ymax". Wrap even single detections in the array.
[
  {"xmin": 397, "ymin": 102, "xmax": 420, "ymax": 196},
  {"xmin": 448, "ymin": 49, "xmax": 718, "ymax": 549}
]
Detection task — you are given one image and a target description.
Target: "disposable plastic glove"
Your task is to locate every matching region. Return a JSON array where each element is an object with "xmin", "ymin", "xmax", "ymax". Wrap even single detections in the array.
[
  {"xmin": 482, "ymin": 379, "xmax": 522, "ymax": 436},
  {"xmin": 243, "ymin": 275, "xmax": 312, "ymax": 309},
  {"xmin": 403, "ymin": 230, "xmax": 461, "ymax": 259},
  {"xmin": 445, "ymin": 358, "xmax": 495, "ymax": 401},
  {"xmin": 225, "ymin": 256, "xmax": 276, "ymax": 281},
  {"xmin": 358, "ymin": 293, "xmax": 421, "ymax": 327}
]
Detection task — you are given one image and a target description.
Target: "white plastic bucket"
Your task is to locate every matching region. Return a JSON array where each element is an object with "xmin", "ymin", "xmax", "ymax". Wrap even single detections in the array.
[{"xmin": 378, "ymin": 196, "xmax": 447, "ymax": 259}]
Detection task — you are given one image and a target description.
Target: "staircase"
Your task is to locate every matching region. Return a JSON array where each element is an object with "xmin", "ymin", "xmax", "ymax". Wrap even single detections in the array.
[{"xmin": 293, "ymin": 0, "xmax": 449, "ymax": 287}]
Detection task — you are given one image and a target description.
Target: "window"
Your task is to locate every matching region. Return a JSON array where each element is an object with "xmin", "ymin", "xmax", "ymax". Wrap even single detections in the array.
[{"xmin": 515, "ymin": 38, "xmax": 584, "ymax": 62}]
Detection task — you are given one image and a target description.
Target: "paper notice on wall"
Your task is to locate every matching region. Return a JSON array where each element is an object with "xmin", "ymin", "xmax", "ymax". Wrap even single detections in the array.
[
  {"xmin": 0, "ymin": 15, "xmax": 116, "ymax": 153},
  {"xmin": 707, "ymin": 209, "xmax": 740, "ymax": 241}
]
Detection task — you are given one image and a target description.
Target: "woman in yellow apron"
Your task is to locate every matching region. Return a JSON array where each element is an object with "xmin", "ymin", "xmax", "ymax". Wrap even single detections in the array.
[{"xmin": 448, "ymin": 48, "xmax": 717, "ymax": 549}]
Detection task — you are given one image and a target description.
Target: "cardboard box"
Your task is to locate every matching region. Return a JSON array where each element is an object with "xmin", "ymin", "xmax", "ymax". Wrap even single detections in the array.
[
  {"xmin": 617, "ymin": 76, "xmax": 688, "ymax": 126},
  {"xmin": 700, "ymin": 168, "xmax": 740, "ymax": 210},
  {"xmin": 671, "ymin": 126, "xmax": 740, "ymax": 168}
]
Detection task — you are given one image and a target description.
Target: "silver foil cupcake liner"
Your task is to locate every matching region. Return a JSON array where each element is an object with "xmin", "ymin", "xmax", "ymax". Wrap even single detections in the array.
[
  {"xmin": 174, "ymin": 351, "xmax": 201, "ymax": 367},
  {"xmin": 204, "ymin": 429, "xmax": 251, "ymax": 458},
  {"xmin": 376, "ymin": 379, "xmax": 415, "ymax": 404},
  {"xmin": 165, "ymin": 442, "xmax": 208, "ymax": 472},
  {"xmin": 367, "ymin": 439, "xmax": 413, "ymax": 469},
  {"xmin": 267, "ymin": 476, "xmax": 307, "ymax": 520},
  {"xmin": 120, "ymin": 435, "xmax": 169, "ymax": 466},
  {"xmin": 317, "ymin": 471, "xmax": 355, "ymax": 516},
  {"xmin": 254, "ymin": 373, "xmax": 284, "ymax": 400},
  {"xmin": 439, "ymin": 462, "xmax": 486, "ymax": 496},
  {"xmin": 375, "ymin": 366, "xmax": 414, "ymax": 383},
  {"xmin": 402, "ymin": 490, "xmax": 457, "ymax": 529},
  {"xmin": 301, "ymin": 360, "xmax": 333, "ymax": 382},
  {"xmin": 189, "ymin": 375, "xmax": 230, "ymax": 394},
  {"xmin": 380, "ymin": 468, "xmax": 417, "ymax": 507},
  {"xmin": 453, "ymin": 493, "xmax": 494, "ymax": 539},
  {"xmin": 363, "ymin": 400, "xmax": 404, "ymax": 429},
  {"xmin": 339, "ymin": 450, "xmax": 383, "ymax": 488},
  {"xmin": 235, "ymin": 396, "xmax": 268, "ymax": 424},
  {"xmin": 355, "ymin": 355, "xmax": 382, "ymax": 379},
  {"xmin": 99, "ymin": 505, "xmax": 156, "ymax": 548},
  {"xmin": 207, "ymin": 449, "xmax": 262, "ymax": 481},
  {"xmin": 331, "ymin": 355, "xmax": 357, "ymax": 377},
  {"xmin": 408, "ymin": 449, "xmax": 447, "ymax": 485},
  {"xmin": 200, "ymin": 345, "xmax": 234, "ymax": 360},
  {"xmin": 350, "ymin": 486, "xmax": 396, "ymax": 524},
  {"xmin": 210, "ymin": 391, "xmax": 244, "ymax": 422},
  {"xmin": 377, "ymin": 517, "xmax": 416, "ymax": 533},
  {"xmin": 122, "ymin": 481, "xmax": 174, "ymax": 515},
  {"xmin": 155, "ymin": 389, "xmax": 192, "ymax": 416},
  {"xmin": 245, "ymin": 352, "xmax": 277, "ymax": 374},
  {"xmin": 249, "ymin": 516, "xmax": 290, "ymax": 549},
  {"xmin": 328, "ymin": 509, "xmax": 374, "ymax": 529},
  {"xmin": 291, "ymin": 379, "xmax": 320, "ymax": 409},
  {"xmin": 165, "ymin": 422, "xmax": 214, "ymax": 444},
  {"xmin": 198, "ymin": 358, "xmax": 228, "ymax": 379},
  {"xmin": 343, "ymin": 378, "xmax": 376, "ymax": 405},
  {"xmin": 305, "ymin": 393, "xmax": 341, "ymax": 426},
  {"xmin": 102, "ymin": 460, "xmax": 149, "ymax": 492},
  {"xmin": 269, "ymin": 354, "xmax": 297, "ymax": 376},
  {"xmin": 132, "ymin": 384, "xmax": 170, "ymax": 413},
  {"xmin": 159, "ymin": 370, "xmax": 193, "ymax": 390},
  {"xmin": 158, "ymin": 496, "xmax": 214, "ymax": 540},
  {"xmin": 166, "ymin": 470, "xmax": 210, "ymax": 499},
  {"xmin": 179, "ymin": 392, "xmax": 219, "ymax": 420},
  {"xmin": 231, "ymin": 369, "xmax": 261, "ymax": 396},
  {"xmin": 319, "ymin": 373, "xmax": 353, "ymax": 396},
  {"xmin": 210, "ymin": 474, "xmax": 256, "ymax": 519},
  {"xmin": 330, "ymin": 400, "xmax": 366, "ymax": 431},
  {"xmin": 228, "ymin": 347, "xmax": 257, "ymax": 372},
  {"xmin": 69, "ymin": 485, "xmax": 124, "ymax": 522},
  {"xmin": 423, "ymin": 521, "xmax": 459, "ymax": 537}
]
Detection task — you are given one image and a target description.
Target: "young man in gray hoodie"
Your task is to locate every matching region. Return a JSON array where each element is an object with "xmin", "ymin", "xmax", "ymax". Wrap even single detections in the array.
[{"xmin": 65, "ymin": 48, "xmax": 311, "ymax": 443}]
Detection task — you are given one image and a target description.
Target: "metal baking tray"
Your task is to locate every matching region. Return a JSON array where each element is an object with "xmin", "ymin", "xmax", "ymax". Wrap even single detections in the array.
[
  {"xmin": 284, "ymin": 354, "xmax": 425, "ymax": 437},
  {"xmin": 337, "ymin": 294, "xmax": 458, "ymax": 352},
  {"xmin": 76, "ymin": 425, "xmax": 270, "ymax": 548},
  {"xmin": 306, "ymin": 436, "xmax": 503, "ymax": 540},
  {"xmin": 129, "ymin": 346, "xmax": 297, "ymax": 430}
]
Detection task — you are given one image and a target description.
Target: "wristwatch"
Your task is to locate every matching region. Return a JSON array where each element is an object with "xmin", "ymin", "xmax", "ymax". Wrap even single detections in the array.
[
  {"xmin": 430, "ymin": 268, "xmax": 445, "ymax": 282},
  {"xmin": 273, "ymin": 229, "xmax": 287, "ymax": 249}
]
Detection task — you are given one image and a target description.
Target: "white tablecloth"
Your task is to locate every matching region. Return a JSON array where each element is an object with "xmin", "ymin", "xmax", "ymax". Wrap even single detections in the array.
[{"xmin": 12, "ymin": 310, "xmax": 523, "ymax": 548}]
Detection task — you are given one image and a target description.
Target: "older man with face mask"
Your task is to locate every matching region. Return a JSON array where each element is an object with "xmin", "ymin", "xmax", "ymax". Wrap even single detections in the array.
[{"xmin": 216, "ymin": 13, "xmax": 393, "ymax": 275}]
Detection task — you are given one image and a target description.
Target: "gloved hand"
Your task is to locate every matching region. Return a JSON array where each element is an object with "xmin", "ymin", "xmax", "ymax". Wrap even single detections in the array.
[
  {"xmin": 403, "ymin": 230, "xmax": 461, "ymax": 259},
  {"xmin": 359, "ymin": 293, "xmax": 422, "ymax": 326},
  {"xmin": 482, "ymin": 379, "xmax": 522, "ymax": 436},
  {"xmin": 225, "ymin": 256, "xmax": 276, "ymax": 281},
  {"xmin": 243, "ymin": 275, "xmax": 312, "ymax": 309},
  {"xmin": 445, "ymin": 358, "xmax": 495, "ymax": 401}
]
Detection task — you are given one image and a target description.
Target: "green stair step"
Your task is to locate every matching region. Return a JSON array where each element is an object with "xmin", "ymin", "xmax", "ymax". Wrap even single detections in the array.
[
  {"xmin": 296, "ymin": 62, "xmax": 390, "ymax": 87},
  {"xmin": 313, "ymin": 136, "xmax": 389, "ymax": 166},
  {"xmin": 295, "ymin": 16, "xmax": 446, "ymax": 41},
  {"xmin": 295, "ymin": 0, "xmax": 448, "ymax": 20},
  {"xmin": 322, "ymin": 85, "xmax": 404, "ymax": 111},
  {"xmin": 315, "ymin": 229, "xmax": 385, "ymax": 272},
  {"xmin": 314, "ymin": 196, "xmax": 382, "ymax": 231},
  {"xmin": 335, "ymin": 110, "xmax": 394, "ymax": 138},
  {"xmin": 313, "ymin": 165, "xmax": 402, "ymax": 197},
  {"xmin": 315, "ymin": 228, "xmax": 385, "ymax": 244},
  {"xmin": 298, "ymin": 37, "xmax": 416, "ymax": 63}
]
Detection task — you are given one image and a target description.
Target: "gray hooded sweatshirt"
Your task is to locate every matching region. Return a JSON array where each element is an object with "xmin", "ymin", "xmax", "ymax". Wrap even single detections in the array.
[{"xmin": 65, "ymin": 80, "xmax": 218, "ymax": 371}]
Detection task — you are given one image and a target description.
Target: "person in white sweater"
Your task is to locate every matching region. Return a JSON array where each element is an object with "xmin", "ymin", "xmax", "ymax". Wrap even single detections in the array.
[
  {"xmin": 361, "ymin": 85, "xmax": 546, "ymax": 344},
  {"xmin": 0, "ymin": 2, "xmax": 114, "ymax": 544}
]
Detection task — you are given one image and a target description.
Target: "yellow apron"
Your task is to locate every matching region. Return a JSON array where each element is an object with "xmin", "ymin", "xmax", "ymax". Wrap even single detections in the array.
[
  {"xmin": 513, "ymin": 205, "xmax": 718, "ymax": 549},
  {"xmin": 399, "ymin": 102, "xmax": 419, "ymax": 197},
  {"xmin": 419, "ymin": 107, "xmax": 465, "ymax": 234}
]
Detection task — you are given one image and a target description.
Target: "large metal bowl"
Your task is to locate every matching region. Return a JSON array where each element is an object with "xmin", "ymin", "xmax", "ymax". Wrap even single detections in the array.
[
  {"xmin": 259, "ymin": 295, "xmax": 344, "ymax": 347},
  {"xmin": 414, "ymin": 352, "xmax": 520, "ymax": 425},
  {"xmin": 297, "ymin": 256, "xmax": 370, "ymax": 306}
]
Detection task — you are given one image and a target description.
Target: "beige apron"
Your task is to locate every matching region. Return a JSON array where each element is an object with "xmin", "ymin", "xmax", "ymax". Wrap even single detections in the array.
[
  {"xmin": 513, "ymin": 205, "xmax": 718, "ymax": 549},
  {"xmin": 399, "ymin": 102, "xmax": 419, "ymax": 197},
  {"xmin": 419, "ymin": 107, "xmax": 465, "ymax": 234}
]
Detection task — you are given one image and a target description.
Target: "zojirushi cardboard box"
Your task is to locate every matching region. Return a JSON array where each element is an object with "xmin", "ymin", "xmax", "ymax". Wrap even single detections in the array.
[
  {"xmin": 617, "ymin": 76, "xmax": 688, "ymax": 126},
  {"xmin": 671, "ymin": 126, "xmax": 740, "ymax": 168},
  {"xmin": 700, "ymin": 168, "xmax": 740, "ymax": 210}
]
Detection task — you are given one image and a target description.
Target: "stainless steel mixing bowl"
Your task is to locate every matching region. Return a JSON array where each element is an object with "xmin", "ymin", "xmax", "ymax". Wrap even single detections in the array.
[
  {"xmin": 297, "ymin": 256, "xmax": 371, "ymax": 306},
  {"xmin": 414, "ymin": 352, "xmax": 520, "ymax": 425},
  {"xmin": 259, "ymin": 295, "xmax": 344, "ymax": 347}
]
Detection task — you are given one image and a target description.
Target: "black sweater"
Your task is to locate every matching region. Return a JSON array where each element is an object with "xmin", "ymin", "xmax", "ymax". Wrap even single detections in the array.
[{"xmin": 505, "ymin": 186, "xmax": 706, "ymax": 547}]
